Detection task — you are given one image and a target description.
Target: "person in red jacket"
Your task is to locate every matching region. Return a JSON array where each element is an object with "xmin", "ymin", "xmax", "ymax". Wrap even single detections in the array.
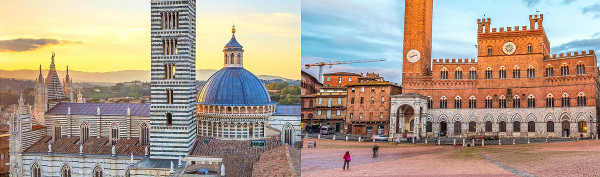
[{"xmin": 343, "ymin": 151, "xmax": 351, "ymax": 170}]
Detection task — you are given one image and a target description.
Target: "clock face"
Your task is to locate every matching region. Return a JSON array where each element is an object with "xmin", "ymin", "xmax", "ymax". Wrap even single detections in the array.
[
  {"xmin": 407, "ymin": 49, "xmax": 421, "ymax": 63},
  {"xmin": 502, "ymin": 42, "xmax": 517, "ymax": 55}
]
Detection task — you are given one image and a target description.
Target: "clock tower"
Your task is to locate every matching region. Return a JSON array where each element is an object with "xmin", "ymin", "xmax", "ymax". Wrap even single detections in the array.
[{"xmin": 402, "ymin": 0, "xmax": 433, "ymax": 83}]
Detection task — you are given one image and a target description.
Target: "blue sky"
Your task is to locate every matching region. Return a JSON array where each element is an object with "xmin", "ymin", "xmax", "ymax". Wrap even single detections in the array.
[{"xmin": 301, "ymin": 0, "xmax": 600, "ymax": 83}]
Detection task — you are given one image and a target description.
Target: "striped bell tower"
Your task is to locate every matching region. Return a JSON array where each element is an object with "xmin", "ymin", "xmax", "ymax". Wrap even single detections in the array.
[{"xmin": 150, "ymin": 0, "xmax": 197, "ymax": 159}]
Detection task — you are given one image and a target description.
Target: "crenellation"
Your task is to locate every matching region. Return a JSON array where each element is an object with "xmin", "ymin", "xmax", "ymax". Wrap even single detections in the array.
[
  {"xmin": 507, "ymin": 27, "xmax": 512, "ymax": 31},
  {"xmin": 492, "ymin": 28, "xmax": 497, "ymax": 32}
]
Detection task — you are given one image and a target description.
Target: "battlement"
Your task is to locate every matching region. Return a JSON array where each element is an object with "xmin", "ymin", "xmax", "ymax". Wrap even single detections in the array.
[
  {"xmin": 548, "ymin": 50, "xmax": 595, "ymax": 60},
  {"xmin": 478, "ymin": 14, "xmax": 544, "ymax": 34},
  {"xmin": 433, "ymin": 58, "xmax": 477, "ymax": 64}
]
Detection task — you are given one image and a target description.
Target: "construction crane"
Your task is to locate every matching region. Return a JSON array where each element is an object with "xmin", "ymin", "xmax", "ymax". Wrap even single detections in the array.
[{"xmin": 304, "ymin": 58, "xmax": 386, "ymax": 83}]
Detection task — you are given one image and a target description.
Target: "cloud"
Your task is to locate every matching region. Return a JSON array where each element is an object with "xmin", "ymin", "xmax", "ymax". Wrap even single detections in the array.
[
  {"xmin": 0, "ymin": 38, "xmax": 80, "ymax": 52},
  {"xmin": 522, "ymin": 0, "xmax": 540, "ymax": 7},
  {"xmin": 551, "ymin": 37, "xmax": 600, "ymax": 54},
  {"xmin": 583, "ymin": 3, "xmax": 600, "ymax": 18},
  {"xmin": 562, "ymin": 0, "xmax": 576, "ymax": 5}
]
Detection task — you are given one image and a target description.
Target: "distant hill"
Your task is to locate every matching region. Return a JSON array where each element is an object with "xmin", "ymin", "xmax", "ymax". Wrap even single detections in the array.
[{"xmin": 0, "ymin": 69, "xmax": 296, "ymax": 83}]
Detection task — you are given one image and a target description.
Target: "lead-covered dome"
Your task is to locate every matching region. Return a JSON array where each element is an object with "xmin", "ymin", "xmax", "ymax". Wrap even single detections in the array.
[{"xmin": 198, "ymin": 67, "xmax": 274, "ymax": 106}]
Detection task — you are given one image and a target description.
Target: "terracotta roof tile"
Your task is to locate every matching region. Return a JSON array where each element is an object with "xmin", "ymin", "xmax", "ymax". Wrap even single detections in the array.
[{"xmin": 25, "ymin": 136, "xmax": 146, "ymax": 156}]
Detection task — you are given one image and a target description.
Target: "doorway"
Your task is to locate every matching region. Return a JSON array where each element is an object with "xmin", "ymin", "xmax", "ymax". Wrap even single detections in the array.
[
  {"xmin": 562, "ymin": 120, "xmax": 570, "ymax": 137},
  {"xmin": 440, "ymin": 121, "xmax": 447, "ymax": 137},
  {"xmin": 454, "ymin": 121, "xmax": 461, "ymax": 136}
]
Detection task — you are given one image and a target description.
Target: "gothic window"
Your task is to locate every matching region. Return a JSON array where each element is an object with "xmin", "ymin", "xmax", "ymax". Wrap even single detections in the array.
[
  {"xmin": 427, "ymin": 97, "xmax": 433, "ymax": 109},
  {"xmin": 527, "ymin": 45, "xmax": 532, "ymax": 53},
  {"xmin": 498, "ymin": 95, "xmax": 506, "ymax": 108},
  {"xmin": 454, "ymin": 96, "xmax": 462, "ymax": 109},
  {"xmin": 164, "ymin": 64, "xmax": 176, "ymax": 79},
  {"xmin": 577, "ymin": 92, "xmax": 586, "ymax": 106},
  {"xmin": 32, "ymin": 163, "xmax": 41, "ymax": 177},
  {"xmin": 230, "ymin": 53, "xmax": 234, "ymax": 64},
  {"xmin": 485, "ymin": 67, "xmax": 492, "ymax": 79},
  {"xmin": 455, "ymin": 67, "xmax": 463, "ymax": 79},
  {"xmin": 578, "ymin": 121, "xmax": 587, "ymax": 132},
  {"xmin": 527, "ymin": 95, "xmax": 535, "ymax": 108},
  {"xmin": 140, "ymin": 122, "xmax": 150, "ymax": 146},
  {"xmin": 485, "ymin": 121, "xmax": 492, "ymax": 132},
  {"xmin": 547, "ymin": 121, "xmax": 555, "ymax": 132},
  {"xmin": 440, "ymin": 96, "xmax": 447, "ymax": 109},
  {"xmin": 468, "ymin": 121, "xmax": 476, "ymax": 132},
  {"xmin": 468, "ymin": 96, "xmax": 476, "ymax": 108},
  {"xmin": 528, "ymin": 121, "xmax": 535, "ymax": 132},
  {"xmin": 441, "ymin": 67, "xmax": 448, "ymax": 79},
  {"xmin": 513, "ymin": 95, "xmax": 520, "ymax": 108},
  {"xmin": 546, "ymin": 94, "xmax": 554, "ymax": 107},
  {"xmin": 162, "ymin": 39, "xmax": 177, "ymax": 55},
  {"xmin": 426, "ymin": 121, "xmax": 433, "ymax": 132},
  {"xmin": 166, "ymin": 113, "xmax": 173, "ymax": 126},
  {"xmin": 80, "ymin": 121, "xmax": 89, "ymax": 144},
  {"xmin": 53, "ymin": 122, "xmax": 62, "ymax": 142},
  {"xmin": 485, "ymin": 96, "xmax": 493, "ymax": 108},
  {"xmin": 561, "ymin": 93, "xmax": 570, "ymax": 107},
  {"xmin": 577, "ymin": 62, "xmax": 585, "ymax": 74},
  {"xmin": 161, "ymin": 11, "xmax": 179, "ymax": 29},
  {"xmin": 469, "ymin": 67, "xmax": 477, "ymax": 79},
  {"xmin": 499, "ymin": 121, "xmax": 507, "ymax": 132},
  {"xmin": 546, "ymin": 65, "xmax": 554, "ymax": 77},
  {"xmin": 110, "ymin": 122, "xmax": 119, "ymax": 145},
  {"xmin": 560, "ymin": 63, "xmax": 569, "ymax": 76},
  {"xmin": 166, "ymin": 88, "xmax": 174, "ymax": 104},
  {"xmin": 513, "ymin": 66, "xmax": 520, "ymax": 78},
  {"xmin": 61, "ymin": 164, "xmax": 72, "ymax": 177},
  {"xmin": 513, "ymin": 121, "xmax": 521, "ymax": 132},
  {"xmin": 487, "ymin": 47, "xmax": 492, "ymax": 56},
  {"xmin": 527, "ymin": 65, "xmax": 535, "ymax": 78},
  {"xmin": 499, "ymin": 66, "xmax": 506, "ymax": 79},
  {"xmin": 93, "ymin": 165, "xmax": 103, "ymax": 177}
]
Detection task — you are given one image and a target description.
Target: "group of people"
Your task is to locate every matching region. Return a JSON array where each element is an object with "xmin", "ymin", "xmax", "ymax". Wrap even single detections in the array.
[{"xmin": 342, "ymin": 145, "xmax": 379, "ymax": 170}]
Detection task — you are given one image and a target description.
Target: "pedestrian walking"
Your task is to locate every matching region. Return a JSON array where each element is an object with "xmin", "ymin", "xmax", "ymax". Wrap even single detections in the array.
[
  {"xmin": 343, "ymin": 151, "xmax": 351, "ymax": 170},
  {"xmin": 373, "ymin": 145, "xmax": 379, "ymax": 157}
]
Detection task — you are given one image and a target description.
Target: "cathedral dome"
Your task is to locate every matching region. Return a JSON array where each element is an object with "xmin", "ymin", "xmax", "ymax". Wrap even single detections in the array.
[{"xmin": 198, "ymin": 67, "xmax": 274, "ymax": 106}]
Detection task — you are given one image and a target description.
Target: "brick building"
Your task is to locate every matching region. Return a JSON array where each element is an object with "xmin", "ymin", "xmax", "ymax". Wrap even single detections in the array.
[
  {"xmin": 300, "ymin": 94, "xmax": 316, "ymax": 132},
  {"xmin": 322, "ymin": 72, "xmax": 360, "ymax": 87},
  {"xmin": 346, "ymin": 81, "xmax": 401, "ymax": 136},
  {"xmin": 391, "ymin": 0, "xmax": 599, "ymax": 139},
  {"xmin": 358, "ymin": 72, "xmax": 385, "ymax": 83},
  {"xmin": 301, "ymin": 70, "xmax": 322, "ymax": 95},
  {"xmin": 301, "ymin": 71, "xmax": 321, "ymax": 131},
  {"xmin": 313, "ymin": 87, "xmax": 347, "ymax": 133}
]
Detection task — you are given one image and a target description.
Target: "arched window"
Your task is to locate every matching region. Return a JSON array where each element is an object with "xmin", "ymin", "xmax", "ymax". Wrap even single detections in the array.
[
  {"xmin": 527, "ymin": 65, "xmax": 535, "ymax": 78},
  {"xmin": 441, "ymin": 67, "xmax": 448, "ymax": 79},
  {"xmin": 237, "ymin": 53, "xmax": 241, "ymax": 64},
  {"xmin": 80, "ymin": 121, "xmax": 89, "ymax": 144},
  {"xmin": 230, "ymin": 53, "xmax": 234, "ymax": 64},
  {"xmin": 427, "ymin": 97, "xmax": 433, "ymax": 109},
  {"xmin": 499, "ymin": 66, "xmax": 506, "ymax": 79},
  {"xmin": 485, "ymin": 96, "xmax": 492, "ymax": 108},
  {"xmin": 499, "ymin": 121, "xmax": 507, "ymax": 132},
  {"xmin": 454, "ymin": 67, "xmax": 463, "ymax": 79},
  {"xmin": 166, "ymin": 112, "xmax": 173, "ymax": 126},
  {"xmin": 469, "ymin": 121, "xmax": 476, "ymax": 132},
  {"xmin": 32, "ymin": 163, "xmax": 41, "ymax": 177},
  {"xmin": 440, "ymin": 96, "xmax": 447, "ymax": 109},
  {"xmin": 487, "ymin": 47, "xmax": 493, "ymax": 56},
  {"xmin": 560, "ymin": 63, "xmax": 569, "ymax": 76},
  {"xmin": 547, "ymin": 121, "xmax": 554, "ymax": 132},
  {"xmin": 513, "ymin": 66, "xmax": 520, "ymax": 78},
  {"xmin": 284, "ymin": 124, "xmax": 294, "ymax": 145},
  {"xmin": 527, "ymin": 44, "xmax": 533, "ymax": 53},
  {"xmin": 468, "ymin": 96, "xmax": 476, "ymax": 108},
  {"xmin": 546, "ymin": 94, "xmax": 554, "ymax": 107},
  {"xmin": 93, "ymin": 165, "xmax": 103, "ymax": 177},
  {"xmin": 528, "ymin": 121, "xmax": 535, "ymax": 132},
  {"xmin": 577, "ymin": 61, "xmax": 585, "ymax": 74},
  {"xmin": 527, "ymin": 94, "xmax": 535, "ymax": 108},
  {"xmin": 469, "ymin": 67, "xmax": 477, "ymax": 79},
  {"xmin": 513, "ymin": 95, "xmax": 520, "ymax": 108},
  {"xmin": 577, "ymin": 92, "xmax": 586, "ymax": 106},
  {"xmin": 485, "ymin": 121, "xmax": 492, "ymax": 132},
  {"xmin": 546, "ymin": 64, "xmax": 554, "ymax": 77},
  {"xmin": 426, "ymin": 121, "xmax": 433, "ymax": 132},
  {"xmin": 140, "ymin": 122, "xmax": 150, "ymax": 146},
  {"xmin": 561, "ymin": 93, "xmax": 570, "ymax": 107},
  {"xmin": 110, "ymin": 122, "xmax": 119, "ymax": 145},
  {"xmin": 61, "ymin": 164, "xmax": 72, "ymax": 177},
  {"xmin": 485, "ymin": 67, "xmax": 493, "ymax": 79},
  {"xmin": 454, "ymin": 96, "xmax": 462, "ymax": 109},
  {"xmin": 409, "ymin": 119, "xmax": 415, "ymax": 132},
  {"xmin": 166, "ymin": 88, "xmax": 174, "ymax": 104},
  {"xmin": 513, "ymin": 121, "xmax": 521, "ymax": 132},
  {"xmin": 578, "ymin": 121, "xmax": 587, "ymax": 132},
  {"xmin": 498, "ymin": 95, "xmax": 506, "ymax": 108}
]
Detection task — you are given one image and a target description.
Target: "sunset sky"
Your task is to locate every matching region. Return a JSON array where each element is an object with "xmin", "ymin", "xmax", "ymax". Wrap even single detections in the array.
[{"xmin": 0, "ymin": 0, "xmax": 300, "ymax": 79}]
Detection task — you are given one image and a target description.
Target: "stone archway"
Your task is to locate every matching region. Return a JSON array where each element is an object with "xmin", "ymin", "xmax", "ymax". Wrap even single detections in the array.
[
  {"xmin": 562, "ymin": 120, "xmax": 570, "ymax": 137},
  {"xmin": 440, "ymin": 121, "xmax": 448, "ymax": 137},
  {"xmin": 454, "ymin": 121, "xmax": 461, "ymax": 136},
  {"xmin": 396, "ymin": 104, "xmax": 415, "ymax": 135}
]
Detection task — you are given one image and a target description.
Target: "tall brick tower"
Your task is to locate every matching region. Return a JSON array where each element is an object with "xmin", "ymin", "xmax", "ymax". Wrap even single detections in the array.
[{"xmin": 402, "ymin": 0, "xmax": 433, "ymax": 84}]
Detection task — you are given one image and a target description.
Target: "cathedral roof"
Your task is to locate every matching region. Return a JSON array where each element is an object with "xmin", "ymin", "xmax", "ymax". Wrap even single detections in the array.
[
  {"xmin": 273, "ymin": 105, "xmax": 300, "ymax": 116},
  {"xmin": 46, "ymin": 103, "xmax": 150, "ymax": 116},
  {"xmin": 197, "ymin": 67, "xmax": 274, "ymax": 106},
  {"xmin": 224, "ymin": 34, "xmax": 243, "ymax": 48},
  {"xmin": 24, "ymin": 136, "xmax": 146, "ymax": 156}
]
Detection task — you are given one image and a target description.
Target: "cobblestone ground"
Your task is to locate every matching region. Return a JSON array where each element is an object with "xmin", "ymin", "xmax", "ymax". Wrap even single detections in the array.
[{"xmin": 301, "ymin": 138, "xmax": 600, "ymax": 176}]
